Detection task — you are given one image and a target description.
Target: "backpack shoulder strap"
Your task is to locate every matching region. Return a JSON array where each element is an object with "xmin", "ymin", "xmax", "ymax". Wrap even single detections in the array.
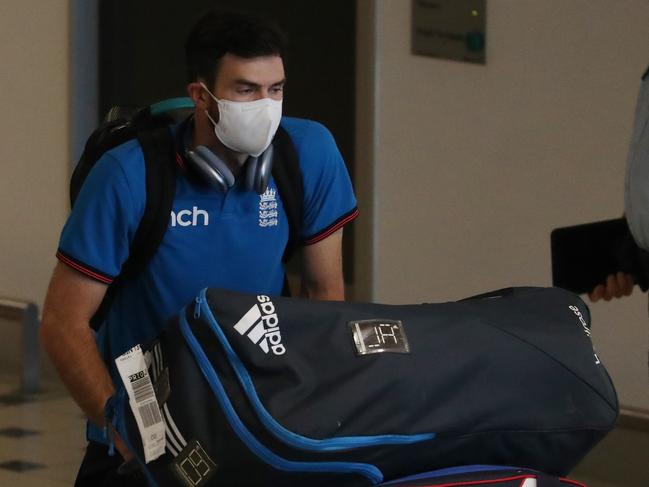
[
  {"xmin": 90, "ymin": 126, "xmax": 176, "ymax": 329},
  {"xmin": 128, "ymin": 126, "xmax": 177, "ymax": 275},
  {"xmin": 271, "ymin": 124, "xmax": 304, "ymax": 264},
  {"xmin": 70, "ymin": 119, "xmax": 136, "ymax": 207}
]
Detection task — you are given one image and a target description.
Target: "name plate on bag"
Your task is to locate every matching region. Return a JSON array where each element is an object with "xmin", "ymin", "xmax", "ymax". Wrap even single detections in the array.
[{"xmin": 349, "ymin": 319, "xmax": 410, "ymax": 356}]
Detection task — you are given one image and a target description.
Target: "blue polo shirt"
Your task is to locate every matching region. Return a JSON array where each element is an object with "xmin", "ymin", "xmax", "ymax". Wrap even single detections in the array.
[{"xmin": 56, "ymin": 116, "xmax": 358, "ymax": 443}]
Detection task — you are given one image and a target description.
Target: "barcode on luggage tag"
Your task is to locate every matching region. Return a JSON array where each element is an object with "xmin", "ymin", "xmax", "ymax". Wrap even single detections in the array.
[
  {"xmin": 129, "ymin": 371, "xmax": 163, "ymax": 427},
  {"xmin": 138, "ymin": 400, "xmax": 163, "ymax": 428},
  {"xmin": 116, "ymin": 345, "xmax": 166, "ymax": 462},
  {"xmin": 130, "ymin": 370, "xmax": 155, "ymax": 402}
]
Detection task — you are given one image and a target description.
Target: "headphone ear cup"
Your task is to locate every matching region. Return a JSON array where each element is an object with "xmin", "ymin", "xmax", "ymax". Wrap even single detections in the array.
[
  {"xmin": 187, "ymin": 145, "xmax": 235, "ymax": 192},
  {"xmin": 244, "ymin": 156, "xmax": 258, "ymax": 192},
  {"xmin": 245, "ymin": 145, "xmax": 274, "ymax": 194}
]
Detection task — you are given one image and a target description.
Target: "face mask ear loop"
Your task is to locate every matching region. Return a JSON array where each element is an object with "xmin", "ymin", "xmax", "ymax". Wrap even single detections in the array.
[
  {"xmin": 199, "ymin": 82, "xmax": 221, "ymax": 127},
  {"xmin": 199, "ymin": 82, "xmax": 219, "ymax": 102},
  {"xmin": 205, "ymin": 109, "xmax": 219, "ymax": 128}
]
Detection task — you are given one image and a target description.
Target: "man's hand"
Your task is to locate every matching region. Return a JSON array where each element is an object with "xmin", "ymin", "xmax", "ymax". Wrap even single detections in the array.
[
  {"xmin": 112, "ymin": 427, "xmax": 134, "ymax": 462},
  {"xmin": 588, "ymin": 272, "xmax": 635, "ymax": 302}
]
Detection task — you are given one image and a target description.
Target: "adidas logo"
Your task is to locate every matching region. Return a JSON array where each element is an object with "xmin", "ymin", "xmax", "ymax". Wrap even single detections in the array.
[{"xmin": 233, "ymin": 295, "xmax": 286, "ymax": 355}]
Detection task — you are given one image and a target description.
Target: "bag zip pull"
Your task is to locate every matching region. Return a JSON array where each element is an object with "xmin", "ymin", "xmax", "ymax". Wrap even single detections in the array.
[{"xmin": 194, "ymin": 295, "xmax": 202, "ymax": 319}]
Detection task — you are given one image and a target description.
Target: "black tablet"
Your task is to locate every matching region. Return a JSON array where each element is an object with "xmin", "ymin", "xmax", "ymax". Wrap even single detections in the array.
[{"xmin": 550, "ymin": 217, "xmax": 647, "ymax": 294}]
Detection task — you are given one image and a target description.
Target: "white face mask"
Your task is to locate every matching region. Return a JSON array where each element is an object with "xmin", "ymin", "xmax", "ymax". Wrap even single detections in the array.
[{"xmin": 200, "ymin": 82, "xmax": 283, "ymax": 157}]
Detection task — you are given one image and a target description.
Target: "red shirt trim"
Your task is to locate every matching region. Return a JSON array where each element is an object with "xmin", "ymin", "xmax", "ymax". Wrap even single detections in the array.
[
  {"xmin": 56, "ymin": 251, "xmax": 114, "ymax": 285},
  {"xmin": 302, "ymin": 207, "xmax": 359, "ymax": 246}
]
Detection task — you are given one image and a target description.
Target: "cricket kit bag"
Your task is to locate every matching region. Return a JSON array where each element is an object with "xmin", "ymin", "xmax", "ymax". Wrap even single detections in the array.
[{"xmin": 111, "ymin": 286, "xmax": 617, "ymax": 487}]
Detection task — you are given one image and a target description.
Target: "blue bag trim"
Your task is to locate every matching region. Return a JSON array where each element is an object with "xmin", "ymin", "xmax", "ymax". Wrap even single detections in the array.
[
  {"xmin": 378, "ymin": 465, "xmax": 518, "ymax": 485},
  {"xmin": 197, "ymin": 289, "xmax": 436, "ymax": 451},
  {"xmin": 179, "ymin": 310, "xmax": 383, "ymax": 484}
]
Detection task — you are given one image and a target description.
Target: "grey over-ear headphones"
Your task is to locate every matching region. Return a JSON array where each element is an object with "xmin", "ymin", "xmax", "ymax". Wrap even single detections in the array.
[
  {"xmin": 186, "ymin": 145, "xmax": 274, "ymax": 194},
  {"xmin": 183, "ymin": 121, "xmax": 274, "ymax": 194}
]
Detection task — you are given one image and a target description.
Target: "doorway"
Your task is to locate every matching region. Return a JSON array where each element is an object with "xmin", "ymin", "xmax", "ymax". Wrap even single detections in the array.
[{"xmin": 96, "ymin": 0, "xmax": 357, "ymax": 285}]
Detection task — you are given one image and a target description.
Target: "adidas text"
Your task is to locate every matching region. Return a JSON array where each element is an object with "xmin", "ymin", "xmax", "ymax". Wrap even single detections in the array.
[
  {"xmin": 170, "ymin": 207, "xmax": 209, "ymax": 227},
  {"xmin": 233, "ymin": 295, "xmax": 286, "ymax": 355},
  {"xmin": 568, "ymin": 305, "xmax": 591, "ymax": 337},
  {"xmin": 569, "ymin": 305, "xmax": 600, "ymax": 365}
]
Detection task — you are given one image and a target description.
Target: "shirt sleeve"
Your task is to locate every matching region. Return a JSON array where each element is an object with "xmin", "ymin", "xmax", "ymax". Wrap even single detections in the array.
[
  {"xmin": 288, "ymin": 119, "xmax": 358, "ymax": 245},
  {"xmin": 625, "ymin": 70, "xmax": 649, "ymax": 251},
  {"xmin": 57, "ymin": 149, "xmax": 144, "ymax": 283}
]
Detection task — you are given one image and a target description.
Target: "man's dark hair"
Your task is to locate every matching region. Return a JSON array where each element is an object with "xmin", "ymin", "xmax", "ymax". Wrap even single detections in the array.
[{"xmin": 185, "ymin": 10, "xmax": 287, "ymax": 86}]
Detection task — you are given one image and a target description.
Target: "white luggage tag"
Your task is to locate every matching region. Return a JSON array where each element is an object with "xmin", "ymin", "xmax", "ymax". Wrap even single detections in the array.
[{"xmin": 116, "ymin": 345, "xmax": 166, "ymax": 463}]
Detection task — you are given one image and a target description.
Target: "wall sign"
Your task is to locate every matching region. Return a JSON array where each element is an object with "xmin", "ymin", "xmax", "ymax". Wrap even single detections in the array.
[{"xmin": 411, "ymin": 0, "xmax": 486, "ymax": 64}]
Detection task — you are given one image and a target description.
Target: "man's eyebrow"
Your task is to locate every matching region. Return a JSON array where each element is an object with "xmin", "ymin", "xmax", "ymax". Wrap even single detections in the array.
[
  {"xmin": 233, "ymin": 79, "xmax": 260, "ymax": 87},
  {"xmin": 233, "ymin": 78, "xmax": 286, "ymax": 87}
]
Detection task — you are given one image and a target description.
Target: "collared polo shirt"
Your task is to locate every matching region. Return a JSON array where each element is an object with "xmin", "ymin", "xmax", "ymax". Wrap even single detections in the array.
[{"xmin": 57, "ymin": 116, "xmax": 358, "ymax": 443}]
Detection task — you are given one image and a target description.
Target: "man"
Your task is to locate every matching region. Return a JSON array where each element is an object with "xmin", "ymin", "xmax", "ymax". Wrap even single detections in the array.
[
  {"xmin": 588, "ymin": 65, "xmax": 649, "ymax": 391},
  {"xmin": 40, "ymin": 10, "xmax": 358, "ymax": 485},
  {"xmin": 588, "ymin": 64, "xmax": 649, "ymax": 303}
]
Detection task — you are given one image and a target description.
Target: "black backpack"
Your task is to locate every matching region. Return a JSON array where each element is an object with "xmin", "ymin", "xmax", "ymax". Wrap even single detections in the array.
[{"xmin": 70, "ymin": 98, "xmax": 304, "ymax": 330}]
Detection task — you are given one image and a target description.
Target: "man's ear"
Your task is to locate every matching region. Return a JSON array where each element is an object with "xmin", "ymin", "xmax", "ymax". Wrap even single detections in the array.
[{"xmin": 187, "ymin": 82, "xmax": 208, "ymax": 109}]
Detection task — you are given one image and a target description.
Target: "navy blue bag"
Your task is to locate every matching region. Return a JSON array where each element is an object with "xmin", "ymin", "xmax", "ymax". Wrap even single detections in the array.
[{"xmin": 113, "ymin": 287, "xmax": 616, "ymax": 486}]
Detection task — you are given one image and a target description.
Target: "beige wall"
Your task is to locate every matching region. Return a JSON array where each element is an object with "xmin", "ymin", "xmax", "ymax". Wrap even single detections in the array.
[
  {"xmin": 355, "ymin": 0, "xmax": 649, "ymax": 409},
  {"xmin": 0, "ymin": 0, "xmax": 70, "ymax": 309},
  {"xmin": 1, "ymin": 0, "xmax": 648, "ymax": 410}
]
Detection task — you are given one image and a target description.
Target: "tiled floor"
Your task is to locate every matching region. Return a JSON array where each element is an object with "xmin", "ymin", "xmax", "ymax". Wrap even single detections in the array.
[{"xmin": 0, "ymin": 377, "xmax": 86, "ymax": 486}]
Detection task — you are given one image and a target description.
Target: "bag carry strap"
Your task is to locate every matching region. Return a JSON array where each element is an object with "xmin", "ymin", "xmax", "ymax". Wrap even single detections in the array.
[
  {"xmin": 460, "ymin": 287, "xmax": 516, "ymax": 301},
  {"xmin": 90, "ymin": 126, "xmax": 176, "ymax": 330}
]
